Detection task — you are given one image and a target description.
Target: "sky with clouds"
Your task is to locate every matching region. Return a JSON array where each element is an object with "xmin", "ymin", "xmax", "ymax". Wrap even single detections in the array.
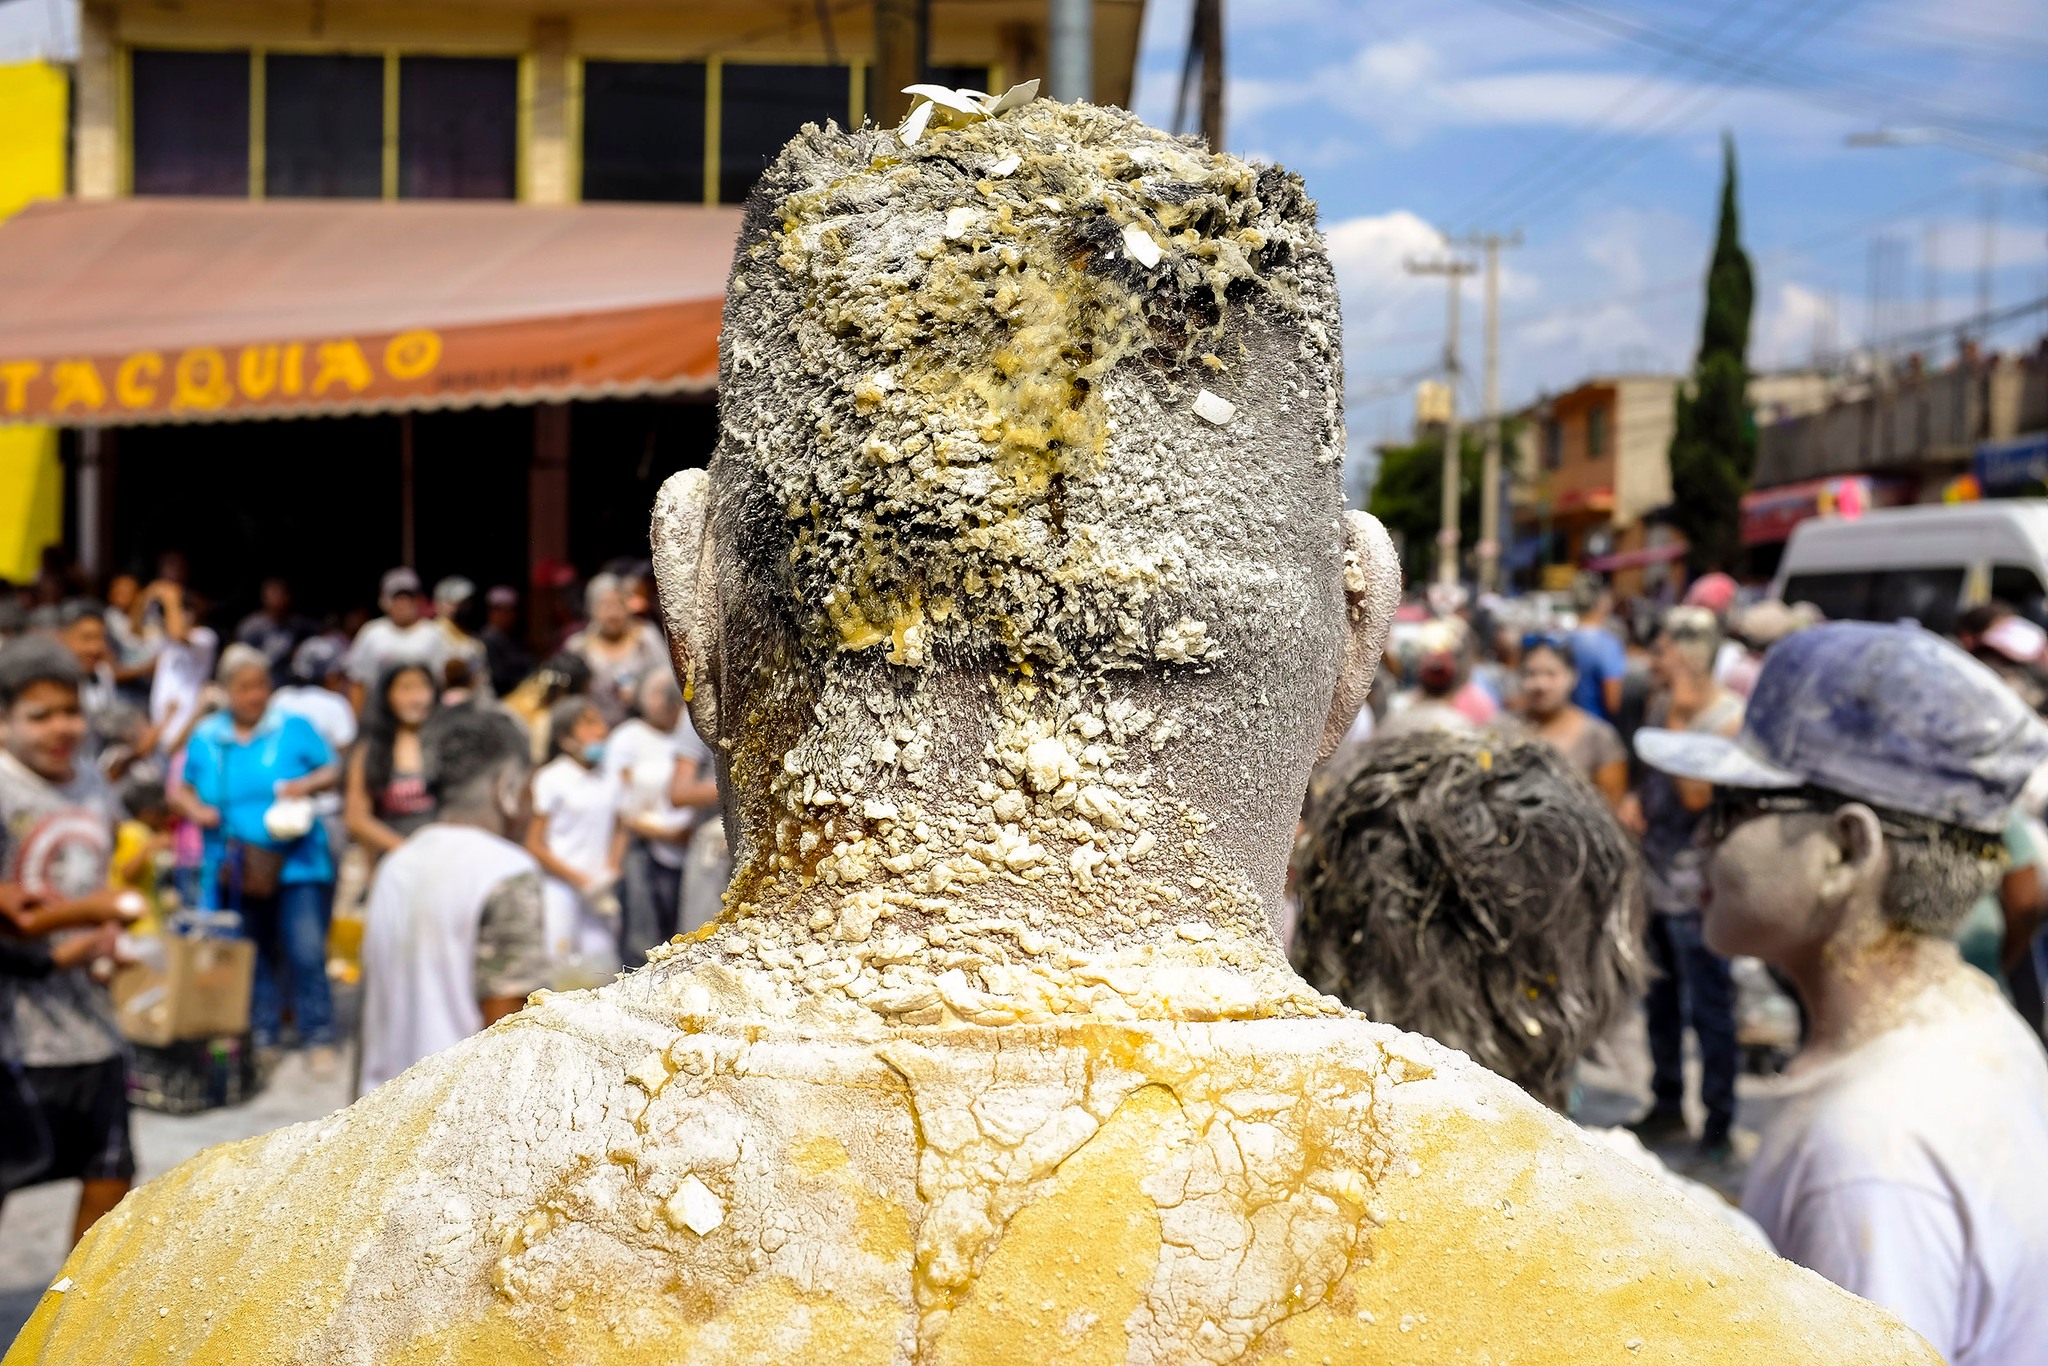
[
  {"xmin": 1126, "ymin": 0, "xmax": 2048, "ymax": 476},
  {"xmin": 4, "ymin": 0, "xmax": 2041, "ymax": 472}
]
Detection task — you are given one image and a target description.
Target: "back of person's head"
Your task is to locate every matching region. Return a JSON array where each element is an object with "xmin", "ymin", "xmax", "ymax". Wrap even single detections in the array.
[
  {"xmin": 1657, "ymin": 605, "xmax": 1720, "ymax": 675},
  {"xmin": 538, "ymin": 652, "xmax": 592, "ymax": 702},
  {"xmin": 422, "ymin": 707, "xmax": 530, "ymax": 807},
  {"xmin": 1292, "ymin": 732, "xmax": 1646, "ymax": 1109},
  {"xmin": 0, "ymin": 635, "xmax": 84, "ymax": 709},
  {"xmin": 651, "ymin": 96, "xmax": 1384, "ymax": 914},
  {"xmin": 56, "ymin": 598, "xmax": 105, "ymax": 630},
  {"xmin": 119, "ymin": 776, "xmax": 169, "ymax": 820},
  {"xmin": 290, "ymin": 635, "xmax": 344, "ymax": 686},
  {"xmin": 1956, "ymin": 601, "xmax": 2012, "ymax": 641}
]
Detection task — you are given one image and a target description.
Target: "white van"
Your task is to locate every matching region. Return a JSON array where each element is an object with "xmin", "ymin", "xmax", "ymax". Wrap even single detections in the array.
[{"xmin": 1769, "ymin": 500, "xmax": 2048, "ymax": 634}]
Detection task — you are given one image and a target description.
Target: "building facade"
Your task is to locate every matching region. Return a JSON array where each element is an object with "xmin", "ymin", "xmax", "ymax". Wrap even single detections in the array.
[
  {"xmin": 1513, "ymin": 373, "xmax": 1679, "ymax": 595},
  {"xmin": 4, "ymin": 0, "xmax": 1143, "ymax": 635},
  {"xmin": 1746, "ymin": 343, "xmax": 2048, "ymax": 568}
]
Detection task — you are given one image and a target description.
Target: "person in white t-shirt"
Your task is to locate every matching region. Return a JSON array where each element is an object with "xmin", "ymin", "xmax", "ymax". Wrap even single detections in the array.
[
  {"xmin": 343, "ymin": 568, "xmax": 447, "ymax": 713},
  {"xmin": 358, "ymin": 707, "xmax": 548, "ymax": 1094},
  {"xmin": 604, "ymin": 673, "xmax": 717, "ymax": 962},
  {"xmin": 144, "ymin": 579, "xmax": 218, "ymax": 758},
  {"xmin": 1639, "ymin": 622, "xmax": 2048, "ymax": 1365},
  {"xmin": 527, "ymin": 695, "xmax": 626, "ymax": 982}
]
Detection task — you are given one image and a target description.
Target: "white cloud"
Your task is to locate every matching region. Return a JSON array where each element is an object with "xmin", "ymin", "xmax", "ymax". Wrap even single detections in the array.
[
  {"xmin": 1326, "ymin": 209, "xmax": 1448, "ymax": 292},
  {"xmin": 1756, "ymin": 283, "xmax": 1840, "ymax": 367}
]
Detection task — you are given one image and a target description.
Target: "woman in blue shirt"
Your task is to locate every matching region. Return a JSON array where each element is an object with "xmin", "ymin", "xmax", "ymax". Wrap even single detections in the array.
[{"xmin": 171, "ymin": 644, "xmax": 340, "ymax": 1060}]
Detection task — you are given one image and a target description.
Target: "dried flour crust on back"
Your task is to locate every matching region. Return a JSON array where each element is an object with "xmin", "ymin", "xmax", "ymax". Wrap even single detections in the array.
[{"xmin": 10, "ymin": 969, "xmax": 1933, "ymax": 1365}]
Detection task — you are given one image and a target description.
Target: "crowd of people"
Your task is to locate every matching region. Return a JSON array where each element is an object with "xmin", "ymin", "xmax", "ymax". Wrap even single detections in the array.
[
  {"xmin": 1308, "ymin": 573, "xmax": 2048, "ymax": 1362},
  {"xmin": 8, "ymin": 538, "xmax": 2048, "ymax": 1358},
  {"xmin": 0, "ymin": 555, "xmax": 725, "ymax": 1245}
]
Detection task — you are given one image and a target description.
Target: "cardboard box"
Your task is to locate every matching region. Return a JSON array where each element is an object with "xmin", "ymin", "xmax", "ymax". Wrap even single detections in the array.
[{"xmin": 110, "ymin": 936, "xmax": 256, "ymax": 1048}]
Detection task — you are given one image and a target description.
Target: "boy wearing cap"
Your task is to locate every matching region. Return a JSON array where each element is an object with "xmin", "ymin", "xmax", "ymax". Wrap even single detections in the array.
[
  {"xmin": 343, "ymin": 567, "xmax": 448, "ymax": 712},
  {"xmin": 1638, "ymin": 620, "xmax": 2048, "ymax": 1365}
]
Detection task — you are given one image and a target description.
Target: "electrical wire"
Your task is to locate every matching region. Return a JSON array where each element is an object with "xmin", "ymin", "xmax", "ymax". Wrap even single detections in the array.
[
  {"xmin": 1472, "ymin": 0, "xmax": 1866, "ymax": 233},
  {"xmin": 1470, "ymin": 0, "xmax": 2048, "ymax": 139},
  {"xmin": 1447, "ymin": 0, "xmax": 1773, "ymax": 232}
]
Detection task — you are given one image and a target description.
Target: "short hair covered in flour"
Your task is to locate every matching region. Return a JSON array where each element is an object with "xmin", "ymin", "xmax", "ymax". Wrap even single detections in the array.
[{"xmin": 656, "ymin": 99, "xmax": 1361, "ymax": 918}]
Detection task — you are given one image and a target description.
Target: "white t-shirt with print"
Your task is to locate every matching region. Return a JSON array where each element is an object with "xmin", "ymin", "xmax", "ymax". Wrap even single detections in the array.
[
  {"xmin": 531, "ymin": 754, "xmax": 620, "ymax": 882},
  {"xmin": 1741, "ymin": 967, "xmax": 2048, "ymax": 1365}
]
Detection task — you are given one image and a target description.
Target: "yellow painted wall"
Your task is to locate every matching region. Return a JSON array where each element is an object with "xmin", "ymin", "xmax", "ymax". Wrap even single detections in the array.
[
  {"xmin": 0, "ymin": 63, "xmax": 67, "ymax": 583},
  {"xmin": 0, "ymin": 427, "xmax": 64, "ymax": 584},
  {"xmin": 0, "ymin": 59, "xmax": 68, "ymax": 219}
]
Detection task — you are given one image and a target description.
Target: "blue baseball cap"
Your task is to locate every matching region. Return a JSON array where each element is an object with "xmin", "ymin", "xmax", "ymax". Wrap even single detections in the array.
[{"xmin": 1635, "ymin": 621, "xmax": 2048, "ymax": 833}]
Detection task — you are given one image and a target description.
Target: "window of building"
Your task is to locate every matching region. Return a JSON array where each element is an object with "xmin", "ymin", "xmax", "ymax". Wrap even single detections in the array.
[
  {"xmin": 926, "ymin": 65, "xmax": 992, "ymax": 92},
  {"xmin": 131, "ymin": 49, "xmax": 251, "ymax": 196},
  {"xmin": 398, "ymin": 56, "xmax": 518, "ymax": 199},
  {"xmin": 582, "ymin": 61, "xmax": 707, "ymax": 203},
  {"xmin": 1542, "ymin": 421, "xmax": 1562, "ymax": 471},
  {"xmin": 718, "ymin": 63, "xmax": 851, "ymax": 205},
  {"xmin": 264, "ymin": 54, "xmax": 384, "ymax": 198},
  {"xmin": 1586, "ymin": 406, "xmax": 1608, "ymax": 459}
]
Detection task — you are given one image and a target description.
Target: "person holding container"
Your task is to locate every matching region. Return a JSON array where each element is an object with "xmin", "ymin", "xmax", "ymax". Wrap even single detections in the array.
[{"xmin": 171, "ymin": 644, "xmax": 340, "ymax": 1072}]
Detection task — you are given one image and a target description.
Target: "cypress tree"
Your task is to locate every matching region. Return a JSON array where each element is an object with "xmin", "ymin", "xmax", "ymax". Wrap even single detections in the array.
[{"xmin": 1668, "ymin": 133, "xmax": 1756, "ymax": 576}]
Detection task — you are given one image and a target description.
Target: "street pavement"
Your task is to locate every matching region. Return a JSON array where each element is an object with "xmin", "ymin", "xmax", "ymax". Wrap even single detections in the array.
[{"xmin": 0, "ymin": 1047, "xmax": 355, "ymax": 1350}]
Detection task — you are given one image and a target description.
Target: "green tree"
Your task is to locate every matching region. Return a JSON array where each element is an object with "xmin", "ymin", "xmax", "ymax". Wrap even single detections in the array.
[
  {"xmin": 1368, "ymin": 429, "xmax": 1484, "ymax": 586},
  {"xmin": 1668, "ymin": 133, "xmax": 1757, "ymax": 576}
]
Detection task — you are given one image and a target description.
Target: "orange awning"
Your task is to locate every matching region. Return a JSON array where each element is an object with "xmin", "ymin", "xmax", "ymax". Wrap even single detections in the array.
[{"xmin": 0, "ymin": 197, "xmax": 743, "ymax": 426}]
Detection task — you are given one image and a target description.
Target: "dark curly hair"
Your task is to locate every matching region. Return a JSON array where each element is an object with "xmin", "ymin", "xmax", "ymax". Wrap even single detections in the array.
[{"xmin": 1292, "ymin": 731, "xmax": 1647, "ymax": 1109}]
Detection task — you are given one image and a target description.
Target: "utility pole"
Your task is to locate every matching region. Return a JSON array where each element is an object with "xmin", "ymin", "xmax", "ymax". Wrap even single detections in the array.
[
  {"xmin": 1406, "ymin": 252, "xmax": 1477, "ymax": 588},
  {"xmin": 1175, "ymin": 0, "xmax": 1225, "ymax": 148},
  {"xmin": 873, "ymin": 0, "xmax": 927, "ymax": 124},
  {"xmin": 1978, "ymin": 185, "xmax": 2000, "ymax": 337},
  {"xmin": 1048, "ymin": 0, "xmax": 1093, "ymax": 103},
  {"xmin": 1453, "ymin": 231, "xmax": 1522, "ymax": 592}
]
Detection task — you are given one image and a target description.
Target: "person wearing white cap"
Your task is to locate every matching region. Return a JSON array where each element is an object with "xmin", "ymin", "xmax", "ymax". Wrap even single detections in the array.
[
  {"xmin": 342, "ymin": 567, "xmax": 447, "ymax": 712},
  {"xmin": 1637, "ymin": 620, "xmax": 2048, "ymax": 1365}
]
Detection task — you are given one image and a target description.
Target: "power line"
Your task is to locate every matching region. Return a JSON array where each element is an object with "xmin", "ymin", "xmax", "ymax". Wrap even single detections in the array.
[
  {"xmin": 1476, "ymin": 0, "xmax": 1866, "ymax": 232},
  {"xmin": 1342, "ymin": 178, "xmax": 1975, "ymax": 375},
  {"xmin": 1448, "ymin": 0, "xmax": 1772, "ymax": 232},
  {"xmin": 1467, "ymin": 0, "xmax": 2048, "ymax": 139}
]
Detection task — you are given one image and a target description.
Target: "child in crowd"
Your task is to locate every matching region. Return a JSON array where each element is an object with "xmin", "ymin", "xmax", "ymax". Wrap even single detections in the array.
[
  {"xmin": 0, "ymin": 638, "xmax": 142, "ymax": 1245},
  {"xmin": 527, "ymin": 696, "xmax": 625, "ymax": 983},
  {"xmin": 1292, "ymin": 729, "xmax": 1766, "ymax": 1241},
  {"xmin": 111, "ymin": 778, "xmax": 174, "ymax": 935}
]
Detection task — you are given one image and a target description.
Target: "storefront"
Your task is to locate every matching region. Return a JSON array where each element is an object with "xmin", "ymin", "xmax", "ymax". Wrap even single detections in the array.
[{"xmin": 0, "ymin": 195, "xmax": 738, "ymax": 631}]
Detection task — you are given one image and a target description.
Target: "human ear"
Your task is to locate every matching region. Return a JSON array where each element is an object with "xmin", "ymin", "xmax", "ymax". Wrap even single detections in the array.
[
  {"xmin": 1819, "ymin": 804, "xmax": 1885, "ymax": 910},
  {"xmin": 495, "ymin": 769, "xmax": 522, "ymax": 821},
  {"xmin": 651, "ymin": 468, "xmax": 722, "ymax": 746},
  {"xmin": 1319, "ymin": 511, "xmax": 1403, "ymax": 761}
]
